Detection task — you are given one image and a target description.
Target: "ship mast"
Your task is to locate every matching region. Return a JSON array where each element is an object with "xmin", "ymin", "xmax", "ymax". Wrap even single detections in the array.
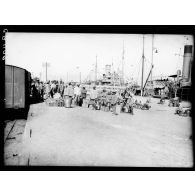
[
  {"xmin": 151, "ymin": 34, "xmax": 154, "ymax": 90},
  {"xmin": 112, "ymin": 58, "xmax": 114, "ymax": 87},
  {"xmin": 122, "ymin": 41, "xmax": 125, "ymax": 84},
  {"xmin": 141, "ymin": 35, "xmax": 145, "ymax": 96}
]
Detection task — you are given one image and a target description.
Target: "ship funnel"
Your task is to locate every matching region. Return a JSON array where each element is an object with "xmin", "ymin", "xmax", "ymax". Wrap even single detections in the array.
[{"xmin": 182, "ymin": 45, "xmax": 192, "ymax": 82}]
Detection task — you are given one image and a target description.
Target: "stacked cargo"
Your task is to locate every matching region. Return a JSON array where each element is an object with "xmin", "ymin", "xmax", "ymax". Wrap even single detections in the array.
[
  {"xmin": 82, "ymin": 99, "xmax": 89, "ymax": 108},
  {"xmin": 45, "ymin": 98, "xmax": 65, "ymax": 107}
]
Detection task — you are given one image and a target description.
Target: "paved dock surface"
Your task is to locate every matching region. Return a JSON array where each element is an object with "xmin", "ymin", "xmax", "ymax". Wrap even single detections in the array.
[
  {"xmin": 4, "ymin": 120, "xmax": 26, "ymax": 165},
  {"xmin": 18, "ymin": 97, "xmax": 193, "ymax": 167}
]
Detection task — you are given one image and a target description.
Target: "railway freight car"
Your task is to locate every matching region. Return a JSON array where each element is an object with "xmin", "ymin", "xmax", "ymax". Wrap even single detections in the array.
[{"xmin": 5, "ymin": 65, "xmax": 31, "ymax": 118}]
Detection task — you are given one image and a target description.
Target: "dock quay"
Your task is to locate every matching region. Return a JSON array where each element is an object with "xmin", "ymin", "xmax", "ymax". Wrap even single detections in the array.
[{"xmin": 6, "ymin": 96, "xmax": 191, "ymax": 167}]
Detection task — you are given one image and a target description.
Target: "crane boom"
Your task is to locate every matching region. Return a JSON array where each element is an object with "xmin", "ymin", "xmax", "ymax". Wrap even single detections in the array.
[{"xmin": 143, "ymin": 65, "xmax": 154, "ymax": 91}]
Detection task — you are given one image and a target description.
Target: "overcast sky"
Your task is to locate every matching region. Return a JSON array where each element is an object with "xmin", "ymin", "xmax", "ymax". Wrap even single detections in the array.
[{"xmin": 5, "ymin": 33, "xmax": 193, "ymax": 84}]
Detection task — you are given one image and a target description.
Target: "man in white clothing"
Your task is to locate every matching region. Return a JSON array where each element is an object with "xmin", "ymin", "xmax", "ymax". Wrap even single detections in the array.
[
  {"xmin": 88, "ymin": 86, "xmax": 98, "ymax": 109},
  {"xmin": 74, "ymin": 84, "xmax": 81, "ymax": 106}
]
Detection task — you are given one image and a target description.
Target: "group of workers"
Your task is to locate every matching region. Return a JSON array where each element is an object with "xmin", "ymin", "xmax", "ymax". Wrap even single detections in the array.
[
  {"xmin": 83, "ymin": 86, "xmax": 136, "ymax": 115},
  {"xmin": 40, "ymin": 80, "xmax": 147, "ymax": 115},
  {"xmin": 31, "ymin": 81, "xmax": 44, "ymax": 102},
  {"xmin": 30, "ymin": 79, "xmax": 153, "ymax": 115},
  {"xmin": 157, "ymin": 86, "xmax": 191, "ymax": 117},
  {"xmin": 44, "ymin": 81, "xmax": 87, "ymax": 107},
  {"xmin": 32, "ymin": 79, "xmax": 190, "ymax": 117},
  {"xmin": 86, "ymin": 86, "xmax": 151, "ymax": 115}
]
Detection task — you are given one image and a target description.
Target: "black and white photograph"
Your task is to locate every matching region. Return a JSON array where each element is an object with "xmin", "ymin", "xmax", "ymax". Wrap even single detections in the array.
[{"xmin": 2, "ymin": 27, "xmax": 194, "ymax": 168}]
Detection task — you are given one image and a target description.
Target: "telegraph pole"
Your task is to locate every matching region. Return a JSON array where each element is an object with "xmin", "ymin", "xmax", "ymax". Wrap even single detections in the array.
[
  {"xmin": 141, "ymin": 35, "xmax": 145, "ymax": 96},
  {"xmin": 76, "ymin": 66, "xmax": 80, "ymax": 83},
  {"xmin": 42, "ymin": 62, "xmax": 50, "ymax": 82},
  {"xmin": 80, "ymin": 72, "xmax": 81, "ymax": 83},
  {"xmin": 95, "ymin": 55, "xmax": 97, "ymax": 82}
]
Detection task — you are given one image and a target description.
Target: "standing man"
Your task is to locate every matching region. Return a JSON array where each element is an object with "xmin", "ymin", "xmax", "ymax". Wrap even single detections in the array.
[
  {"xmin": 59, "ymin": 81, "xmax": 65, "ymax": 97},
  {"xmin": 39, "ymin": 82, "xmax": 44, "ymax": 101},
  {"xmin": 31, "ymin": 83, "xmax": 38, "ymax": 103},
  {"xmin": 111, "ymin": 91, "xmax": 118, "ymax": 113},
  {"xmin": 105, "ymin": 91, "xmax": 112, "ymax": 111},
  {"xmin": 64, "ymin": 82, "xmax": 74, "ymax": 107},
  {"xmin": 100, "ymin": 88, "xmax": 107, "ymax": 110},
  {"xmin": 164, "ymin": 85, "xmax": 169, "ymax": 98},
  {"xmin": 45, "ymin": 81, "xmax": 51, "ymax": 99},
  {"xmin": 35, "ymin": 81, "xmax": 40, "ymax": 101},
  {"xmin": 63, "ymin": 84, "xmax": 69, "ymax": 99},
  {"xmin": 51, "ymin": 81, "xmax": 56, "ymax": 98},
  {"xmin": 67, "ymin": 82, "xmax": 74, "ymax": 99},
  {"xmin": 126, "ymin": 94, "xmax": 134, "ymax": 114},
  {"xmin": 88, "ymin": 86, "xmax": 98, "ymax": 108},
  {"xmin": 80, "ymin": 86, "xmax": 87, "ymax": 106},
  {"xmin": 74, "ymin": 84, "xmax": 81, "ymax": 106}
]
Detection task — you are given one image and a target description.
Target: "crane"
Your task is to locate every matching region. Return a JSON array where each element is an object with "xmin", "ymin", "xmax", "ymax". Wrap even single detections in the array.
[{"xmin": 143, "ymin": 64, "xmax": 154, "ymax": 91}]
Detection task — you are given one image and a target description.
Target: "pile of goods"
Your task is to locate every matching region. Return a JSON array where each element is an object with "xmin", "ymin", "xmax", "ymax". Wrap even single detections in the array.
[
  {"xmin": 175, "ymin": 101, "xmax": 191, "ymax": 117},
  {"xmin": 140, "ymin": 103, "xmax": 151, "ymax": 110},
  {"xmin": 133, "ymin": 100, "xmax": 142, "ymax": 109},
  {"xmin": 82, "ymin": 99, "xmax": 89, "ymax": 108},
  {"xmin": 168, "ymin": 97, "xmax": 179, "ymax": 107},
  {"xmin": 85, "ymin": 90, "xmax": 136, "ymax": 115},
  {"xmin": 158, "ymin": 99, "xmax": 165, "ymax": 104},
  {"xmin": 45, "ymin": 98, "xmax": 65, "ymax": 107},
  {"xmin": 177, "ymin": 108, "xmax": 191, "ymax": 117},
  {"xmin": 132, "ymin": 99, "xmax": 151, "ymax": 110}
]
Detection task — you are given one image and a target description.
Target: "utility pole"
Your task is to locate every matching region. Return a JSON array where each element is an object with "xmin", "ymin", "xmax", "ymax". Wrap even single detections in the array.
[
  {"xmin": 95, "ymin": 55, "xmax": 97, "ymax": 82},
  {"xmin": 76, "ymin": 66, "xmax": 81, "ymax": 83},
  {"xmin": 42, "ymin": 62, "xmax": 50, "ymax": 82},
  {"xmin": 141, "ymin": 35, "xmax": 145, "ymax": 96},
  {"xmin": 151, "ymin": 34, "xmax": 154, "ymax": 89}
]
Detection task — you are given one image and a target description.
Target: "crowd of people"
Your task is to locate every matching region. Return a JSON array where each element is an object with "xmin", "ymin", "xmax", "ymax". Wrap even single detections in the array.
[
  {"xmin": 88, "ymin": 86, "xmax": 152, "ymax": 115},
  {"xmin": 30, "ymin": 78, "xmax": 191, "ymax": 117},
  {"xmin": 30, "ymin": 80, "xmax": 44, "ymax": 102},
  {"xmin": 36, "ymin": 79, "xmax": 195, "ymax": 117},
  {"xmin": 30, "ymin": 79, "xmax": 153, "ymax": 115},
  {"xmin": 30, "ymin": 80, "xmax": 88, "ymax": 106}
]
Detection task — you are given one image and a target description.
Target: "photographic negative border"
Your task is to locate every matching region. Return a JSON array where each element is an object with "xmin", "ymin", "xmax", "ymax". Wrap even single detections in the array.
[{"xmin": 0, "ymin": 25, "xmax": 195, "ymax": 171}]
